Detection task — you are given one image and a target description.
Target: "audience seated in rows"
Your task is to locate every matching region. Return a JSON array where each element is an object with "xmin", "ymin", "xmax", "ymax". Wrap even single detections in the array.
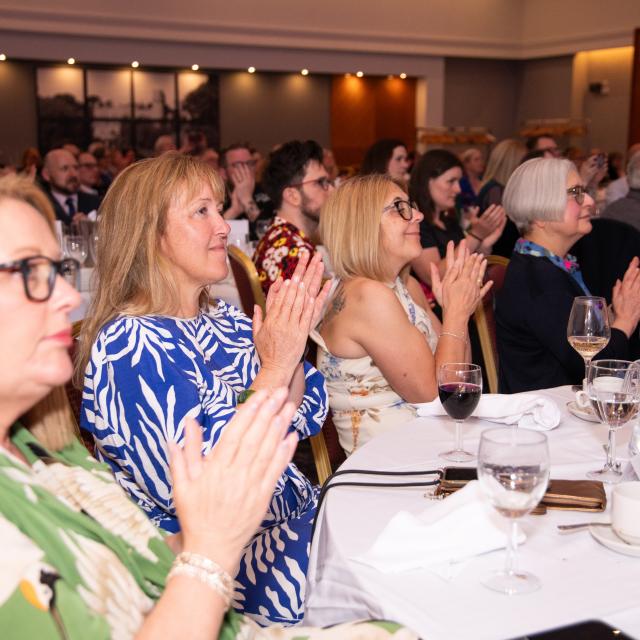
[
  {"xmin": 254, "ymin": 139, "xmax": 334, "ymax": 294},
  {"xmin": 496, "ymin": 157, "xmax": 640, "ymax": 393},
  {"xmin": 312, "ymin": 174, "xmax": 490, "ymax": 454},
  {"xmin": 76, "ymin": 152, "xmax": 331, "ymax": 626},
  {"xmin": 0, "ymin": 173, "xmax": 415, "ymax": 639}
]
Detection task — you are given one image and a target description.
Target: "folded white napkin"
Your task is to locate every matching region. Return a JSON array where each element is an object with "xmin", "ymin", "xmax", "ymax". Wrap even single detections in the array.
[
  {"xmin": 416, "ymin": 392, "xmax": 561, "ymax": 430},
  {"xmin": 353, "ymin": 481, "xmax": 522, "ymax": 575}
]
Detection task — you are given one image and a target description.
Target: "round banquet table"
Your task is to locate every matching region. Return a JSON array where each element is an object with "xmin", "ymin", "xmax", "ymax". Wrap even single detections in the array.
[{"xmin": 304, "ymin": 386, "xmax": 640, "ymax": 639}]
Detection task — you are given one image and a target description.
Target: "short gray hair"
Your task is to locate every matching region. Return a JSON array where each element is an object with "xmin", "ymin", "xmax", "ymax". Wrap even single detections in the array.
[
  {"xmin": 503, "ymin": 158, "xmax": 576, "ymax": 233},
  {"xmin": 627, "ymin": 151, "xmax": 640, "ymax": 190}
]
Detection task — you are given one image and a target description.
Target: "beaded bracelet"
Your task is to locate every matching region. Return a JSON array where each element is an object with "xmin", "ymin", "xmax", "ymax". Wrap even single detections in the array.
[{"xmin": 168, "ymin": 551, "xmax": 233, "ymax": 609}]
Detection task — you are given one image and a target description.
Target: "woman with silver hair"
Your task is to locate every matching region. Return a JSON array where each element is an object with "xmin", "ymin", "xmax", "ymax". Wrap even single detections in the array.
[{"xmin": 495, "ymin": 157, "xmax": 640, "ymax": 393}]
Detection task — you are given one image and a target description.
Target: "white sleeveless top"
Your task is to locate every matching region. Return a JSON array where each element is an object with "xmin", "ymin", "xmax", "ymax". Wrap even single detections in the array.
[{"xmin": 311, "ymin": 277, "xmax": 439, "ymax": 455}]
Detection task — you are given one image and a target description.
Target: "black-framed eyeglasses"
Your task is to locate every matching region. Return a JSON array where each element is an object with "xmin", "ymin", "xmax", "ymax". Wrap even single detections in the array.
[
  {"xmin": 0, "ymin": 255, "xmax": 79, "ymax": 301},
  {"xmin": 567, "ymin": 185, "xmax": 588, "ymax": 205},
  {"xmin": 382, "ymin": 199, "xmax": 418, "ymax": 221},
  {"xmin": 289, "ymin": 176, "xmax": 334, "ymax": 191},
  {"xmin": 230, "ymin": 159, "xmax": 258, "ymax": 169}
]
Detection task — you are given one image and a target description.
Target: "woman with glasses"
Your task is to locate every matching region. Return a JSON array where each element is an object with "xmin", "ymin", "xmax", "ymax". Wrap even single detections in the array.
[
  {"xmin": 0, "ymin": 174, "xmax": 417, "ymax": 640},
  {"xmin": 496, "ymin": 157, "xmax": 640, "ymax": 393},
  {"xmin": 313, "ymin": 174, "xmax": 490, "ymax": 454},
  {"xmin": 76, "ymin": 152, "xmax": 331, "ymax": 627}
]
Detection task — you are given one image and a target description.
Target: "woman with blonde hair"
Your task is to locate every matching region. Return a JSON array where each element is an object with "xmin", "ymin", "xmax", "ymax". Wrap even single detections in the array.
[
  {"xmin": 76, "ymin": 152, "xmax": 331, "ymax": 626},
  {"xmin": 313, "ymin": 174, "xmax": 490, "ymax": 454},
  {"xmin": 0, "ymin": 173, "xmax": 417, "ymax": 639}
]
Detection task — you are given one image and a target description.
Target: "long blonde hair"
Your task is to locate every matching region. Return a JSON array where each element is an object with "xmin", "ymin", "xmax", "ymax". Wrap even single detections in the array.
[
  {"xmin": 0, "ymin": 174, "xmax": 79, "ymax": 450},
  {"xmin": 74, "ymin": 152, "xmax": 225, "ymax": 387},
  {"xmin": 481, "ymin": 139, "xmax": 526, "ymax": 189},
  {"xmin": 320, "ymin": 174, "xmax": 401, "ymax": 282}
]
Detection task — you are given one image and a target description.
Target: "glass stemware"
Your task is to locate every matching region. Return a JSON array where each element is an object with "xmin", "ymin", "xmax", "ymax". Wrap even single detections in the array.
[
  {"xmin": 586, "ymin": 359, "xmax": 640, "ymax": 483},
  {"xmin": 477, "ymin": 427, "xmax": 550, "ymax": 595},
  {"xmin": 567, "ymin": 296, "xmax": 611, "ymax": 385},
  {"xmin": 64, "ymin": 235, "xmax": 88, "ymax": 267},
  {"xmin": 438, "ymin": 363, "xmax": 482, "ymax": 462}
]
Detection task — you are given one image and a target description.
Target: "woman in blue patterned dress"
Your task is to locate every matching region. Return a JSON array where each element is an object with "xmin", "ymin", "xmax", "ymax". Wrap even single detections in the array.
[{"xmin": 76, "ymin": 152, "xmax": 330, "ymax": 626}]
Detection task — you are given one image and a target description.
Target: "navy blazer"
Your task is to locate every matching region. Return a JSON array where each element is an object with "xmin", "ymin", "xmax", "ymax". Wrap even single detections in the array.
[
  {"xmin": 43, "ymin": 188, "xmax": 101, "ymax": 226},
  {"xmin": 495, "ymin": 253, "xmax": 630, "ymax": 393}
]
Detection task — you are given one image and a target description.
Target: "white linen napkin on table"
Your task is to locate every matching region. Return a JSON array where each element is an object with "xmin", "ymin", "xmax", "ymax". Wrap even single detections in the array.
[
  {"xmin": 415, "ymin": 392, "xmax": 561, "ymax": 430},
  {"xmin": 353, "ymin": 481, "xmax": 522, "ymax": 576}
]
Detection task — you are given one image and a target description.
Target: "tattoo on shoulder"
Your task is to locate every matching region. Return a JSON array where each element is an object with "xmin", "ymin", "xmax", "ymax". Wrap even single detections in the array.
[{"xmin": 324, "ymin": 284, "xmax": 346, "ymax": 323}]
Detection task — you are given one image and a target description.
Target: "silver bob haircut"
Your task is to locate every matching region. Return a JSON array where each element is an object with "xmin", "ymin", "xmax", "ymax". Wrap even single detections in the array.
[{"xmin": 503, "ymin": 158, "xmax": 576, "ymax": 233}]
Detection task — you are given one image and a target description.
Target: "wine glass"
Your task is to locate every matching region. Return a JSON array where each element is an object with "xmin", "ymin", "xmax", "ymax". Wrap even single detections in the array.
[
  {"xmin": 88, "ymin": 230, "xmax": 100, "ymax": 267},
  {"xmin": 567, "ymin": 296, "xmax": 611, "ymax": 386},
  {"xmin": 64, "ymin": 235, "xmax": 88, "ymax": 267},
  {"xmin": 477, "ymin": 427, "xmax": 550, "ymax": 595},
  {"xmin": 438, "ymin": 363, "xmax": 482, "ymax": 462},
  {"xmin": 586, "ymin": 359, "xmax": 640, "ymax": 483}
]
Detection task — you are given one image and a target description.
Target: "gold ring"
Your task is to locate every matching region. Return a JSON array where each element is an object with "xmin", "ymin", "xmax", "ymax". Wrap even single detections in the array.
[{"xmin": 477, "ymin": 278, "xmax": 483, "ymax": 287}]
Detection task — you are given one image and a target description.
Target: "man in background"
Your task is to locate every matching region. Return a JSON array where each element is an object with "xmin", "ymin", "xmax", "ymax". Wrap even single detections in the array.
[
  {"xmin": 602, "ymin": 151, "xmax": 640, "ymax": 232},
  {"xmin": 40, "ymin": 148, "xmax": 100, "ymax": 226},
  {"xmin": 253, "ymin": 139, "xmax": 334, "ymax": 294}
]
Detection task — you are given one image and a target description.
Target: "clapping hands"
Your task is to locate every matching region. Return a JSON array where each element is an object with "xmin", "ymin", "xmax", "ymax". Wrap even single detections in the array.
[{"xmin": 430, "ymin": 240, "xmax": 492, "ymax": 317}]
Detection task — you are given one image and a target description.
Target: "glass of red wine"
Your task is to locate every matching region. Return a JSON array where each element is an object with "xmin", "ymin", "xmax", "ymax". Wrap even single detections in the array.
[{"xmin": 438, "ymin": 363, "xmax": 482, "ymax": 462}]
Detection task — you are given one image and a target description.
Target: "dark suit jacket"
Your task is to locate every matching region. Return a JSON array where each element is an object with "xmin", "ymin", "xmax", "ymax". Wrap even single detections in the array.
[
  {"xmin": 495, "ymin": 253, "xmax": 630, "ymax": 393},
  {"xmin": 43, "ymin": 188, "xmax": 101, "ymax": 226}
]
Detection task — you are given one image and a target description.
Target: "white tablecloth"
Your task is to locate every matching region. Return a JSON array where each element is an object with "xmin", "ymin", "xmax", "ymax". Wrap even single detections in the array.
[{"xmin": 305, "ymin": 386, "xmax": 640, "ymax": 639}]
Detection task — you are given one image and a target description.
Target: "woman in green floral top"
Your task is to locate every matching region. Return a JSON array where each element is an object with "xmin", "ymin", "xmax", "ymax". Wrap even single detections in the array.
[{"xmin": 0, "ymin": 175, "xmax": 417, "ymax": 639}]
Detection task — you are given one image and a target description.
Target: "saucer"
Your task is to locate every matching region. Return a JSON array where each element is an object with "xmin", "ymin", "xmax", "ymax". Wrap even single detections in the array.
[
  {"xmin": 590, "ymin": 524, "xmax": 640, "ymax": 557},
  {"xmin": 566, "ymin": 401, "xmax": 600, "ymax": 423}
]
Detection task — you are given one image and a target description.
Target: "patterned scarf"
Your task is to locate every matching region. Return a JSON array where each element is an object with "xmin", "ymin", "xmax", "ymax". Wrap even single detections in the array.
[{"xmin": 514, "ymin": 238, "xmax": 591, "ymax": 295}]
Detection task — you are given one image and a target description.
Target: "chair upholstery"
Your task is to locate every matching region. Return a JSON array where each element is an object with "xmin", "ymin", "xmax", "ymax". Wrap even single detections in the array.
[
  {"xmin": 227, "ymin": 245, "xmax": 266, "ymax": 315},
  {"xmin": 473, "ymin": 255, "xmax": 509, "ymax": 394}
]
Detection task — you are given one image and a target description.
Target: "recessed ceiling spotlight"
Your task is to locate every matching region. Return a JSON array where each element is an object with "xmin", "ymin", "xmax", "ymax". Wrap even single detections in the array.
[
  {"xmin": 67, "ymin": 58, "xmax": 75, "ymax": 65},
  {"xmin": 399, "ymin": 72, "xmax": 407, "ymax": 79},
  {"xmin": 356, "ymin": 71, "xmax": 364, "ymax": 78},
  {"xmin": 191, "ymin": 64, "xmax": 199, "ymax": 71},
  {"xmin": 247, "ymin": 66, "xmax": 256, "ymax": 73},
  {"xmin": 0, "ymin": 54, "xmax": 6, "ymax": 62},
  {"xmin": 131, "ymin": 61, "xmax": 140, "ymax": 68},
  {"xmin": 301, "ymin": 68, "xmax": 309, "ymax": 76}
]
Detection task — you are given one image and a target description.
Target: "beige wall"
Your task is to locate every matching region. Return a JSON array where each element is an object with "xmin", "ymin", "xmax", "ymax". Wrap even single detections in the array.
[
  {"xmin": 443, "ymin": 58, "xmax": 520, "ymax": 141},
  {"xmin": 0, "ymin": 61, "xmax": 37, "ymax": 165},
  {"xmin": 516, "ymin": 56, "xmax": 574, "ymax": 125},
  {"xmin": 219, "ymin": 72, "xmax": 331, "ymax": 154},
  {"xmin": 572, "ymin": 47, "xmax": 634, "ymax": 152},
  {"xmin": 0, "ymin": 0, "xmax": 638, "ymax": 59}
]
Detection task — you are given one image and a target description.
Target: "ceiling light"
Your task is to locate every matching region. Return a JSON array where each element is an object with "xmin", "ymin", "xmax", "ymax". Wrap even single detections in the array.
[
  {"xmin": 131, "ymin": 60, "xmax": 139, "ymax": 68},
  {"xmin": 191, "ymin": 64, "xmax": 199, "ymax": 71},
  {"xmin": 301, "ymin": 68, "xmax": 309, "ymax": 76},
  {"xmin": 67, "ymin": 58, "xmax": 75, "ymax": 65},
  {"xmin": 399, "ymin": 72, "xmax": 407, "ymax": 79},
  {"xmin": 0, "ymin": 54, "xmax": 7, "ymax": 61},
  {"xmin": 247, "ymin": 66, "xmax": 256, "ymax": 73},
  {"xmin": 356, "ymin": 71, "xmax": 364, "ymax": 78}
]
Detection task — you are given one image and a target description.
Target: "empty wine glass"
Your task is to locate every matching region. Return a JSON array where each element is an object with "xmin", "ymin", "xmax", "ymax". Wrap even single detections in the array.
[
  {"xmin": 88, "ymin": 231, "xmax": 99, "ymax": 266},
  {"xmin": 478, "ymin": 427, "xmax": 550, "ymax": 595},
  {"xmin": 64, "ymin": 235, "xmax": 88, "ymax": 267},
  {"xmin": 586, "ymin": 359, "xmax": 640, "ymax": 483},
  {"xmin": 438, "ymin": 363, "xmax": 482, "ymax": 462},
  {"xmin": 567, "ymin": 296, "xmax": 611, "ymax": 385}
]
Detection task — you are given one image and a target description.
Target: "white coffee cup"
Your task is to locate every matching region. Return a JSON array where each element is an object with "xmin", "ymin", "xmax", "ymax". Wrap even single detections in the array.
[
  {"xmin": 575, "ymin": 375, "xmax": 623, "ymax": 409},
  {"xmin": 612, "ymin": 481, "xmax": 640, "ymax": 545}
]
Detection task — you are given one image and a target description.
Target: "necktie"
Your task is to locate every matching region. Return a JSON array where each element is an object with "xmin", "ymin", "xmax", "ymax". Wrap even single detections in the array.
[{"xmin": 65, "ymin": 197, "xmax": 76, "ymax": 219}]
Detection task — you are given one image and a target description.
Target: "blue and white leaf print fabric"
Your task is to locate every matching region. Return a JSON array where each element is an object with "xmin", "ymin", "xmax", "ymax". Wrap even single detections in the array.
[{"xmin": 81, "ymin": 301, "xmax": 327, "ymax": 626}]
